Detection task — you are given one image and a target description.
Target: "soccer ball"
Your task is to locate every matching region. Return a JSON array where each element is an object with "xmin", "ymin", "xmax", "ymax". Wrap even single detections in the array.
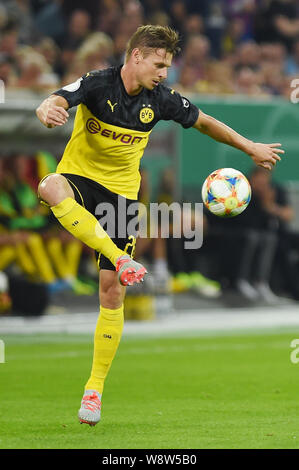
[{"xmin": 201, "ymin": 168, "xmax": 251, "ymax": 217}]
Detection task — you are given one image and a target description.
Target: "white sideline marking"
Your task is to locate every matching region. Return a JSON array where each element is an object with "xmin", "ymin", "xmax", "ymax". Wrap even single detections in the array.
[
  {"xmin": 6, "ymin": 338, "xmax": 291, "ymax": 361},
  {"xmin": 1, "ymin": 305, "xmax": 299, "ymax": 337}
]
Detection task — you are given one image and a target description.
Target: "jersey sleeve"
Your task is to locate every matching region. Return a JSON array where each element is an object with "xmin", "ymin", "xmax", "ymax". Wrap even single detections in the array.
[
  {"xmin": 159, "ymin": 86, "xmax": 199, "ymax": 128},
  {"xmin": 52, "ymin": 71, "xmax": 99, "ymax": 108}
]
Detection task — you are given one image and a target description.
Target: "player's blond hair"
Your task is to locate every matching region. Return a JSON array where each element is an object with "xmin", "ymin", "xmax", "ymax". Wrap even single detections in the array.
[{"xmin": 125, "ymin": 25, "xmax": 180, "ymax": 62}]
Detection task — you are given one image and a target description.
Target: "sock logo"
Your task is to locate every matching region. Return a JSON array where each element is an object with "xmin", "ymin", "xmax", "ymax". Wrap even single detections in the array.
[
  {"xmin": 72, "ymin": 220, "xmax": 79, "ymax": 226},
  {"xmin": 103, "ymin": 334, "xmax": 112, "ymax": 339}
]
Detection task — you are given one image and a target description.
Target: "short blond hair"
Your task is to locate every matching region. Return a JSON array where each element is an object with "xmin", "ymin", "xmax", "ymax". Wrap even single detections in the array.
[{"xmin": 125, "ymin": 25, "xmax": 180, "ymax": 62}]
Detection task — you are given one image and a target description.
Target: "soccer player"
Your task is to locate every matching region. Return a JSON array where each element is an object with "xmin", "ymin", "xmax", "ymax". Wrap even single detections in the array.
[{"xmin": 36, "ymin": 25, "xmax": 283, "ymax": 426}]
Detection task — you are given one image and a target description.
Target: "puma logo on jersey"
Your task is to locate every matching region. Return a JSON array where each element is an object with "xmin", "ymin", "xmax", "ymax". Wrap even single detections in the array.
[{"xmin": 107, "ymin": 100, "xmax": 118, "ymax": 112}]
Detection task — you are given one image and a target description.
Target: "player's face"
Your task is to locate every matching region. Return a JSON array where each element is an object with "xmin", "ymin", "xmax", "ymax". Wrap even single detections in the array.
[{"xmin": 137, "ymin": 48, "xmax": 173, "ymax": 90}]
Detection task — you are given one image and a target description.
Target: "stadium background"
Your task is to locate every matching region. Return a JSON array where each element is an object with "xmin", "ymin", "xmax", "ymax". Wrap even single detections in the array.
[{"xmin": 1, "ymin": 0, "xmax": 299, "ymax": 450}]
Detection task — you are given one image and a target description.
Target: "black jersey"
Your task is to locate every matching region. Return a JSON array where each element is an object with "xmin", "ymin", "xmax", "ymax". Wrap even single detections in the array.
[{"xmin": 54, "ymin": 66, "xmax": 199, "ymax": 199}]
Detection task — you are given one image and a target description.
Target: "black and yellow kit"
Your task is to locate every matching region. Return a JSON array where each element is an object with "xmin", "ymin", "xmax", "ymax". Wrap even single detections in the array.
[
  {"xmin": 52, "ymin": 65, "xmax": 199, "ymax": 269},
  {"xmin": 54, "ymin": 65, "xmax": 199, "ymax": 200}
]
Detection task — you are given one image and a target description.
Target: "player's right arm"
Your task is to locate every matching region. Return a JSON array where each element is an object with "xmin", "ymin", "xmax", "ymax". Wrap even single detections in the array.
[
  {"xmin": 36, "ymin": 94, "xmax": 69, "ymax": 128},
  {"xmin": 36, "ymin": 73, "xmax": 95, "ymax": 128}
]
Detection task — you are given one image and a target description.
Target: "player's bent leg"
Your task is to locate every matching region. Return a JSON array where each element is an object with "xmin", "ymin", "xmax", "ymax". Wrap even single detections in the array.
[
  {"xmin": 38, "ymin": 174, "xmax": 125, "ymax": 267},
  {"xmin": 78, "ymin": 270, "xmax": 125, "ymax": 426}
]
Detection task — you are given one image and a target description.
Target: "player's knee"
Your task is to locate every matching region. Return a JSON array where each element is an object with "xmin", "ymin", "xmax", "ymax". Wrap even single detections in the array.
[{"xmin": 38, "ymin": 174, "xmax": 74, "ymax": 207}]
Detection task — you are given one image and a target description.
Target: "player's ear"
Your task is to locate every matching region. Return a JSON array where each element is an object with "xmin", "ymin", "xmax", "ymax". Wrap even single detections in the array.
[{"xmin": 132, "ymin": 48, "xmax": 142, "ymax": 64}]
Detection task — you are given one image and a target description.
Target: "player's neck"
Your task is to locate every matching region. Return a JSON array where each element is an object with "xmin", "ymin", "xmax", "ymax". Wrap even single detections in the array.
[{"xmin": 120, "ymin": 64, "xmax": 143, "ymax": 96}]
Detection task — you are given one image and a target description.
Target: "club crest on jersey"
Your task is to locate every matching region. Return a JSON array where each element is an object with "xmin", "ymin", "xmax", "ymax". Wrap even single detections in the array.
[{"xmin": 139, "ymin": 105, "xmax": 154, "ymax": 124}]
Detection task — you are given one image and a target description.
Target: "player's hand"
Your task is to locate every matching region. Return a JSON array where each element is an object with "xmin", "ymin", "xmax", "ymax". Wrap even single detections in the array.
[
  {"xmin": 36, "ymin": 99, "xmax": 69, "ymax": 128},
  {"xmin": 248, "ymin": 142, "xmax": 284, "ymax": 170}
]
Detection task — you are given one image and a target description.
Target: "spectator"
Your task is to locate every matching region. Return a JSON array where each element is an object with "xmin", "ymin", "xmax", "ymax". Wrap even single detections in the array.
[
  {"xmin": 233, "ymin": 40, "xmax": 261, "ymax": 72},
  {"xmin": 35, "ymin": 37, "xmax": 62, "ymax": 79},
  {"xmin": 60, "ymin": 0, "xmax": 99, "ymax": 28},
  {"xmin": 3, "ymin": 0, "xmax": 39, "ymax": 45},
  {"xmin": 233, "ymin": 66, "xmax": 266, "ymax": 96},
  {"xmin": 183, "ymin": 14, "xmax": 204, "ymax": 37},
  {"xmin": 254, "ymin": 0, "xmax": 299, "ymax": 52},
  {"xmin": 147, "ymin": 10, "xmax": 170, "ymax": 28},
  {"xmin": 225, "ymin": 0, "xmax": 257, "ymax": 42},
  {"xmin": 168, "ymin": 0, "xmax": 188, "ymax": 37},
  {"xmin": 285, "ymin": 38, "xmax": 299, "ymax": 75},
  {"xmin": 110, "ymin": 32, "xmax": 130, "ymax": 66},
  {"xmin": 261, "ymin": 62, "xmax": 285, "ymax": 95},
  {"xmin": 203, "ymin": 0, "xmax": 227, "ymax": 58},
  {"xmin": 62, "ymin": 32, "xmax": 114, "ymax": 83},
  {"xmin": 156, "ymin": 167, "xmax": 221, "ymax": 298},
  {"xmin": 0, "ymin": 25, "xmax": 18, "ymax": 57},
  {"xmin": 171, "ymin": 64, "xmax": 199, "ymax": 94},
  {"xmin": 0, "ymin": 0, "xmax": 297, "ymax": 98},
  {"xmin": 0, "ymin": 52, "xmax": 17, "ymax": 86},
  {"xmin": 97, "ymin": 0, "xmax": 123, "ymax": 38},
  {"xmin": 60, "ymin": 10, "xmax": 91, "ymax": 72},
  {"xmin": 135, "ymin": 167, "xmax": 171, "ymax": 294},
  {"xmin": 15, "ymin": 46, "xmax": 59, "ymax": 90},
  {"xmin": 33, "ymin": 0, "xmax": 65, "ymax": 46},
  {"xmin": 179, "ymin": 34, "xmax": 212, "ymax": 83},
  {"xmin": 0, "ymin": 4, "xmax": 8, "ymax": 31},
  {"xmin": 121, "ymin": 0, "xmax": 145, "ymax": 37},
  {"xmin": 249, "ymin": 167, "xmax": 299, "ymax": 301},
  {"xmin": 223, "ymin": 17, "xmax": 247, "ymax": 55},
  {"xmin": 204, "ymin": 166, "xmax": 298, "ymax": 303}
]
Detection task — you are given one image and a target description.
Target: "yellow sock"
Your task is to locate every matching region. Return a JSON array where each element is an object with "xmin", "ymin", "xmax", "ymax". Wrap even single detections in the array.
[
  {"xmin": 85, "ymin": 304, "xmax": 124, "ymax": 394},
  {"xmin": 51, "ymin": 198, "xmax": 124, "ymax": 266},
  {"xmin": 26, "ymin": 233, "xmax": 56, "ymax": 283}
]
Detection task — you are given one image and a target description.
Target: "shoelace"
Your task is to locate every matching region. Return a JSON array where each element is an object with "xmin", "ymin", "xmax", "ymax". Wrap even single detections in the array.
[
  {"xmin": 81, "ymin": 393, "xmax": 101, "ymax": 412},
  {"xmin": 116, "ymin": 257, "xmax": 135, "ymax": 272}
]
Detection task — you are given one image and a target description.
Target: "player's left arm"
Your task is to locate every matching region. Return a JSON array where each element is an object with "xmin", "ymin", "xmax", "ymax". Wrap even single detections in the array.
[{"xmin": 193, "ymin": 111, "xmax": 284, "ymax": 170}]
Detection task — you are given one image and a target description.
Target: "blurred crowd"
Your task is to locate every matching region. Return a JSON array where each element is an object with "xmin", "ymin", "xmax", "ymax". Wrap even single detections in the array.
[
  {"xmin": 1, "ymin": 153, "xmax": 299, "ymax": 315},
  {"xmin": 0, "ymin": 0, "xmax": 299, "ymax": 98},
  {"xmin": 0, "ymin": 151, "xmax": 221, "ymax": 314},
  {"xmin": 1, "ymin": 0, "xmax": 299, "ymax": 314},
  {"xmin": 138, "ymin": 164, "xmax": 299, "ymax": 305},
  {"xmin": 0, "ymin": 151, "xmax": 101, "ymax": 314}
]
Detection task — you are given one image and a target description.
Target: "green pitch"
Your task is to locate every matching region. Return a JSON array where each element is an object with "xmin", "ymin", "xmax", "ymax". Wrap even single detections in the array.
[{"xmin": 0, "ymin": 330, "xmax": 299, "ymax": 449}]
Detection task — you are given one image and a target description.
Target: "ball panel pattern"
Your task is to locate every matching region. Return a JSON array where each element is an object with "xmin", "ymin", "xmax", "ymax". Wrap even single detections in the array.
[{"xmin": 201, "ymin": 168, "xmax": 251, "ymax": 217}]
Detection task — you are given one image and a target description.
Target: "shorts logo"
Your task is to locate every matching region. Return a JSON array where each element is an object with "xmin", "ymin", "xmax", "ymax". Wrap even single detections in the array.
[{"xmin": 139, "ymin": 105, "xmax": 154, "ymax": 124}]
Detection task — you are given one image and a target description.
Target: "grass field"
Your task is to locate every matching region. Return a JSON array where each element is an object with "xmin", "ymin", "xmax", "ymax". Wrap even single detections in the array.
[{"xmin": 0, "ymin": 330, "xmax": 299, "ymax": 449}]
